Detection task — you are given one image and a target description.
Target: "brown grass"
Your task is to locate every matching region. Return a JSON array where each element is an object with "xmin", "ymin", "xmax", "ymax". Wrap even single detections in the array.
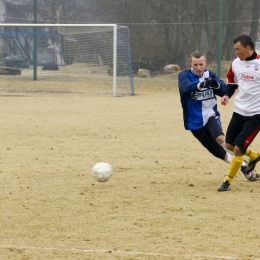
[{"xmin": 0, "ymin": 75, "xmax": 260, "ymax": 260}]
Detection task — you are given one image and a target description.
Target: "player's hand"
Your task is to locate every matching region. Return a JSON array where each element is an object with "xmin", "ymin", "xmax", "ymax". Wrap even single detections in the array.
[
  {"xmin": 200, "ymin": 78, "xmax": 214, "ymax": 89},
  {"xmin": 221, "ymin": 95, "xmax": 229, "ymax": 105},
  {"xmin": 211, "ymin": 79, "xmax": 220, "ymax": 89}
]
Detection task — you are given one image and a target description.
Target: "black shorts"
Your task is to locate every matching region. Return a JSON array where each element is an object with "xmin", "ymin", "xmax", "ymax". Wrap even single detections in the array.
[
  {"xmin": 191, "ymin": 116, "xmax": 226, "ymax": 160},
  {"xmin": 226, "ymin": 112, "xmax": 260, "ymax": 154}
]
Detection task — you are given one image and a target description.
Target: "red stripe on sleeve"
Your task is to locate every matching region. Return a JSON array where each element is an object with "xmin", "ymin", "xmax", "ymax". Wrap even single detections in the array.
[{"xmin": 226, "ymin": 63, "xmax": 235, "ymax": 84}]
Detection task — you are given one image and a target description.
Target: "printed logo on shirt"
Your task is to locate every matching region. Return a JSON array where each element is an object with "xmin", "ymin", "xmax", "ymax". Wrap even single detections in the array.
[
  {"xmin": 254, "ymin": 65, "xmax": 259, "ymax": 71},
  {"xmin": 191, "ymin": 89, "xmax": 214, "ymax": 100},
  {"xmin": 238, "ymin": 73, "xmax": 258, "ymax": 81}
]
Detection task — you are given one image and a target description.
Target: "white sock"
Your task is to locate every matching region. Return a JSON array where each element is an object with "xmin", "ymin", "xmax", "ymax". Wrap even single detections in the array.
[
  {"xmin": 224, "ymin": 153, "xmax": 232, "ymax": 164},
  {"xmin": 220, "ymin": 142, "xmax": 233, "ymax": 156}
]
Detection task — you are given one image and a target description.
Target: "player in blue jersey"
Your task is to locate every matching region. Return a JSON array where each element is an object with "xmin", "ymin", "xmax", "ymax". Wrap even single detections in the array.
[
  {"xmin": 218, "ymin": 35, "xmax": 260, "ymax": 191},
  {"xmin": 178, "ymin": 50, "xmax": 258, "ymax": 181}
]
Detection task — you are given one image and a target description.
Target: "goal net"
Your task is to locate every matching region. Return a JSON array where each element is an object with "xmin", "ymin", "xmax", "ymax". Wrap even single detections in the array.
[{"xmin": 0, "ymin": 24, "xmax": 134, "ymax": 96}]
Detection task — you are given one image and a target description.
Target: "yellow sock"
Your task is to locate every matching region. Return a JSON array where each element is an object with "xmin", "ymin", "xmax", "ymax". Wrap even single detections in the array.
[
  {"xmin": 225, "ymin": 155, "xmax": 244, "ymax": 183},
  {"xmin": 245, "ymin": 148, "xmax": 260, "ymax": 161}
]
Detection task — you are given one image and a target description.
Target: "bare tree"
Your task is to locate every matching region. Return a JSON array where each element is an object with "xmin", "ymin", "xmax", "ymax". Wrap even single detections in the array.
[
  {"xmin": 249, "ymin": 0, "xmax": 260, "ymax": 42},
  {"xmin": 82, "ymin": 0, "xmax": 260, "ymax": 68},
  {"xmin": 36, "ymin": 0, "xmax": 95, "ymax": 23},
  {"xmin": 5, "ymin": 0, "xmax": 260, "ymax": 70}
]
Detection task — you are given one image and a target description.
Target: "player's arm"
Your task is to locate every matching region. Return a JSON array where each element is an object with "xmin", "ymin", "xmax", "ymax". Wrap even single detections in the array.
[
  {"xmin": 224, "ymin": 63, "xmax": 238, "ymax": 99},
  {"xmin": 221, "ymin": 65, "xmax": 238, "ymax": 105},
  {"xmin": 207, "ymin": 71, "xmax": 226, "ymax": 96},
  {"xmin": 178, "ymin": 70, "xmax": 209, "ymax": 94},
  {"xmin": 221, "ymin": 95, "xmax": 229, "ymax": 106},
  {"xmin": 220, "ymin": 83, "xmax": 238, "ymax": 105},
  {"xmin": 223, "ymin": 83, "xmax": 238, "ymax": 98},
  {"xmin": 178, "ymin": 70, "xmax": 201, "ymax": 93}
]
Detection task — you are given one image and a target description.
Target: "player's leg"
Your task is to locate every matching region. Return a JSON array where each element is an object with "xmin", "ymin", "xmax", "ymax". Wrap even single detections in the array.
[
  {"xmin": 206, "ymin": 116, "xmax": 242, "ymax": 167},
  {"xmin": 218, "ymin": 113, "xmax": 247, "ymax": 191},
  {"xmin": 207, "ymin": 116, "xmax": 235, "ymax": 157},
  {"xmin": 223, "ymin": 113, "xmax": 258, "ymax": 181},
  {"xmin": 218, "ymin": 113, "xmax": 259, "ymax": 191},
  {"xmin": 204, "ymin": 116, "xmax": 257, "ymax": 181},
  {"xmin": 247, "ymin": 152, "xmax": 260, "ymax": 173},
  {"xmin": 191, "ymin": 126, "xmax": 226, "ymax": 161},
  {"xmin": 206, "ymin": 116, "xmax": 233, "ymax": 157},
  {"xmin": 236, "ymin": 115, "xmax": 260, "ymax": 173},
  {"xmin": 191, "ymin": 117, "xmax": 257, "ymax": 182}
]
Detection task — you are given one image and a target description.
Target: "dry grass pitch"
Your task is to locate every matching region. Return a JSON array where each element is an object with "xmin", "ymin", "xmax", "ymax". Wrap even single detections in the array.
[{"xmin": 0, "ymin": 75, "xmax": 260, "ymax": 260}]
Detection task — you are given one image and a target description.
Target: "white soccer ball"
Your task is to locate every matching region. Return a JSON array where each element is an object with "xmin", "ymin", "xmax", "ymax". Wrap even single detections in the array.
[{"xmin": 92, "ymin": 162, "xmax": 113, "ymax": 182}]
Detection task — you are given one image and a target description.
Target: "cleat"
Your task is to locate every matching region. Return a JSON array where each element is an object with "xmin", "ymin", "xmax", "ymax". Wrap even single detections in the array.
[
  {"xmin": 247, "ymin": 171, "xmax": 260, "ymax": 181},
  {"xmin": 241, "ymin": 160, "xmax": 249, "ymax": 179},
  {"xmin": 241, "ymin": 160, "xmax": 259, "ymax": 181},
  {"xmin": 247, "ymin": 154, "xmax": 260, "ymax": 173},
  {"xmin": 218, "ymin": 180, "xmax": 230, "ymax": 192}
]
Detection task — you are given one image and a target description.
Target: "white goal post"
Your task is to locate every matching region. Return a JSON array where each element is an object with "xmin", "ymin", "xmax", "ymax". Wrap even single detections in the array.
[{"xmin": 0, "ymin": 23, "xmax": 134, "ymax": 96}]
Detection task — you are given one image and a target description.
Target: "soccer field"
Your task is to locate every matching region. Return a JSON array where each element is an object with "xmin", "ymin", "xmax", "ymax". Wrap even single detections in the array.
[{"xmin": 0, "ymin": 75, "xmax": 260, "ymax": 260}]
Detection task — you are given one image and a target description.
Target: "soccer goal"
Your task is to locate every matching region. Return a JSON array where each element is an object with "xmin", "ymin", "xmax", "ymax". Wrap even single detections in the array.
[{"xmin": 0, "ymin": 24, "xmax": 134, "ymax": 96}]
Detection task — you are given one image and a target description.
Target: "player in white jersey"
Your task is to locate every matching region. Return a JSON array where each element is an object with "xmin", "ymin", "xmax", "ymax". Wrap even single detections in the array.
[{"xmin": 218, "ymin": 34, "xmax": 260, "ymax": 192}]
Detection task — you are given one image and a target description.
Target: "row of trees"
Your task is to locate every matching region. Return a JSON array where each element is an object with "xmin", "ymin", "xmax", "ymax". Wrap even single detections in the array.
[{"xmin": 5, "ymin": 0, "xmax": 260, "ymax": 69}]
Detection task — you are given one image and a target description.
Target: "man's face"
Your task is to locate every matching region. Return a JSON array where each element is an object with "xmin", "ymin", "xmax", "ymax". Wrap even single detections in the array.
[
  {"xmin": 234, "ymin": 42, "xmax": 252, "ymax": 60},
  {"xmin": 190, "ymin": 56, "xmax": 206, "ymax": 76}
]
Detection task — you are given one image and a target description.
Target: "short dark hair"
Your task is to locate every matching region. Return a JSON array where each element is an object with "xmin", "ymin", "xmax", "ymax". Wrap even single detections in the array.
[
  {"xmin": 190, "ymin": 50, "xmax": 206, "ymax": 60},
  {"xmin": 234, "ymin": 34, "xmax": 255, "ymax": 50}
]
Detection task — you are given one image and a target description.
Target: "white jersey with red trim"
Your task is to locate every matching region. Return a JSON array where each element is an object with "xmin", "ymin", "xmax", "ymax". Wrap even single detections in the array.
[{"xmin": 226, "ymin": 54, "xmax": 260, "ymax": 116}]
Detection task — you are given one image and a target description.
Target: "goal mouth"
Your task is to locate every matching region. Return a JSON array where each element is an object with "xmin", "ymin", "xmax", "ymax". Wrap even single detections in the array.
[{"xmin": 0, "ymin": 24, "xmax": 134, "ymax": 96}]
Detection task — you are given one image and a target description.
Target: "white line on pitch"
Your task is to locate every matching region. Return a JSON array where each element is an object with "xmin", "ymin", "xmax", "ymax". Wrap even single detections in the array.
[{"xmin": 2, "ymin": 245, "xmax": 259, "ymax": 260}]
